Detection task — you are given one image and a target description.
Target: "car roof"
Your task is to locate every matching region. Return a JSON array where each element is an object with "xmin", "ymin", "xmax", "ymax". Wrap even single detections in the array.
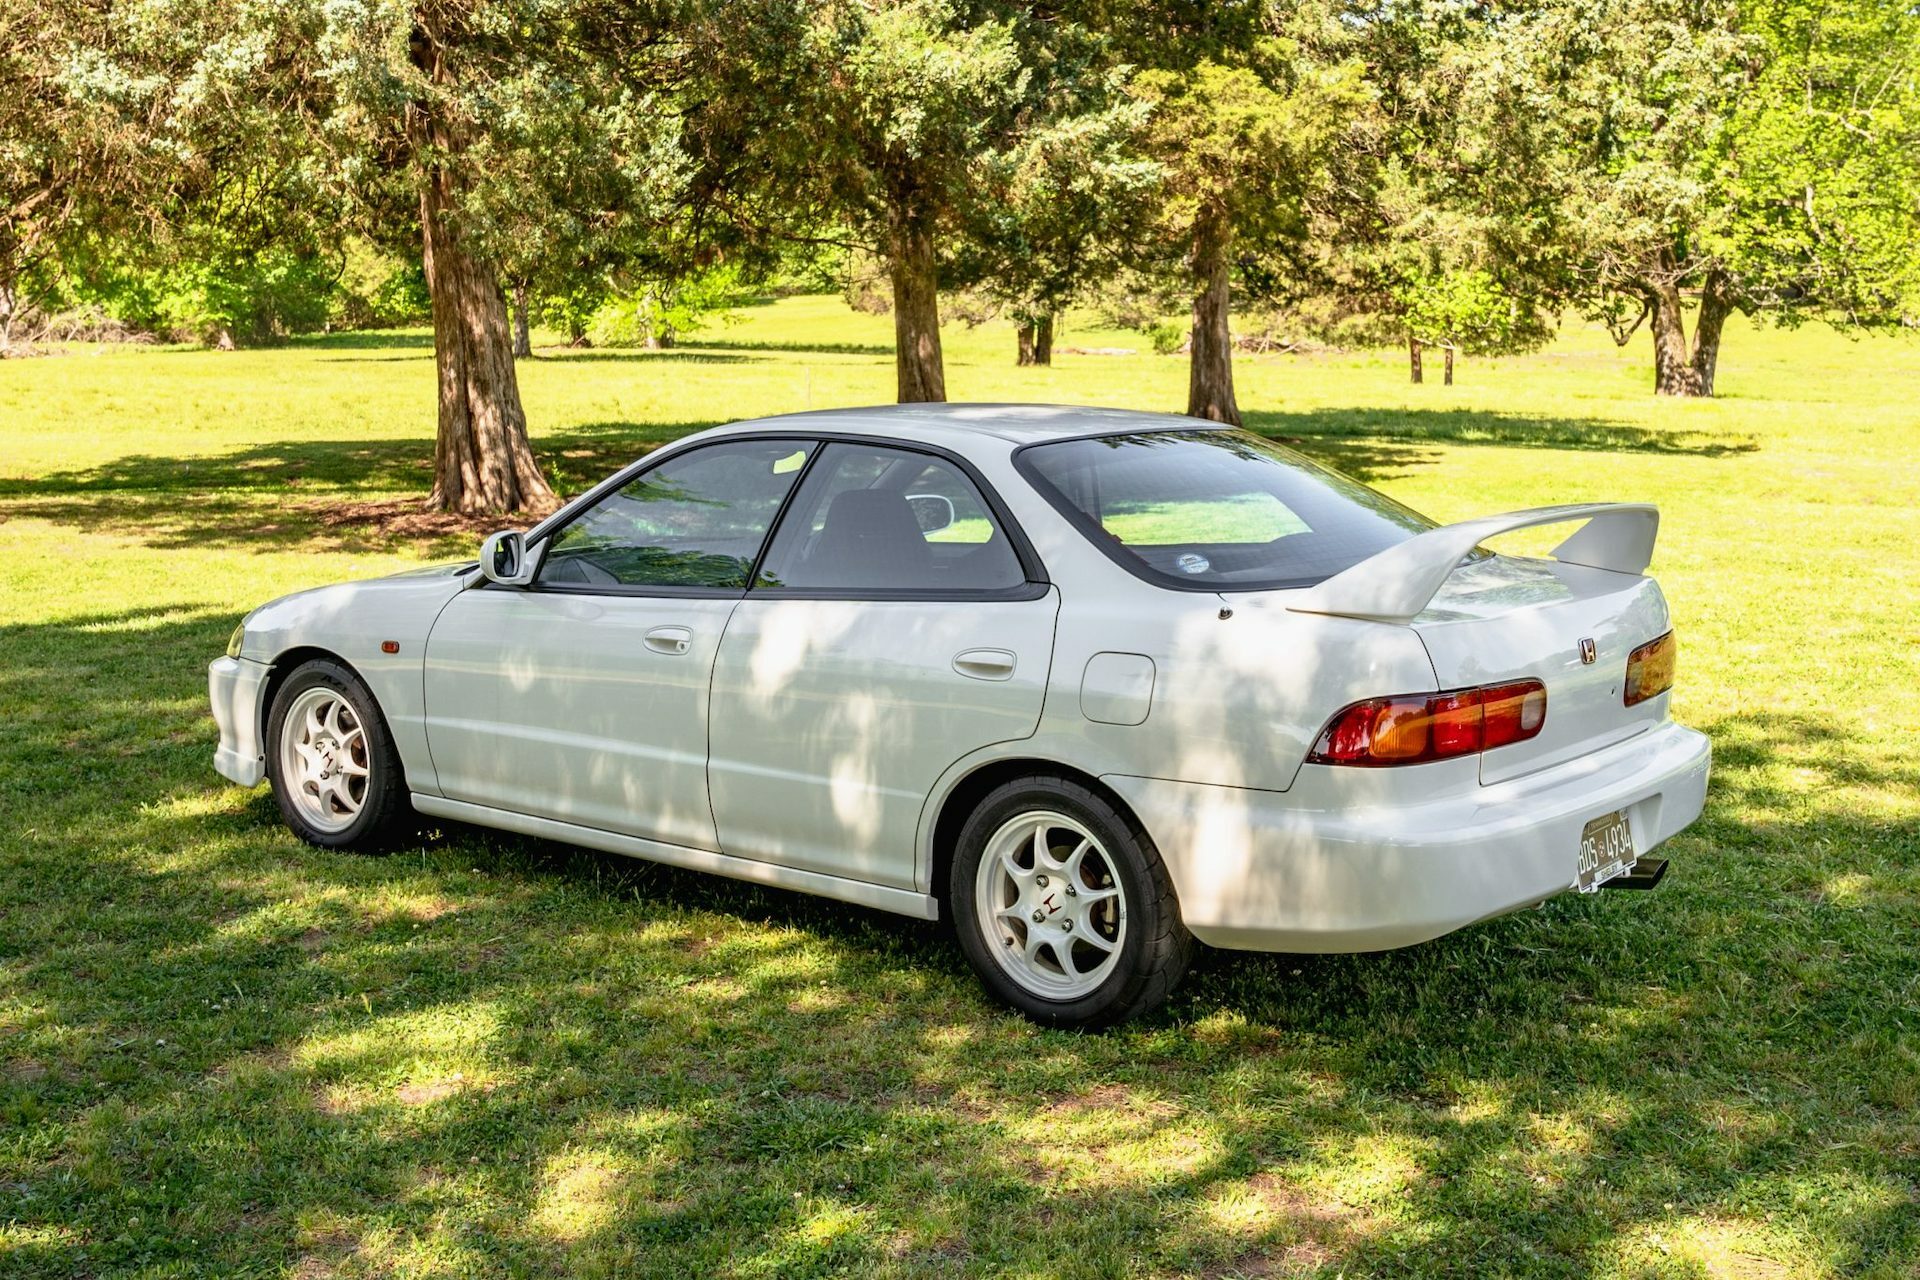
[{"xmin": 696, "ymin": 403, "xmax": 1223, "ymax": 452}]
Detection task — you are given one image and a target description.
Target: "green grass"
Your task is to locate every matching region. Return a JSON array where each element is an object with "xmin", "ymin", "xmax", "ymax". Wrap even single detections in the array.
[{"xmin": 2, "ymin": 295, "xmax": 1917, "ymax": 1278}]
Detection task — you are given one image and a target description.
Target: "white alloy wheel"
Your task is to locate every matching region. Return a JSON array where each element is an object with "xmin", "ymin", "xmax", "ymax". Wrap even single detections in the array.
[
  {"xmin": 973, "ymin": 809, "xmax": 1129, "ymax": 1000},
  {"xmin": 277, "ymin": 685, "xmax": 371, "ymax": 834}
]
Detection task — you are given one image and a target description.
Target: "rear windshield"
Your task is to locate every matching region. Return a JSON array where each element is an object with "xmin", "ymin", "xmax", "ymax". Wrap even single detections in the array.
[{"xmin": 1017, "ymin": 429, "xmax": 1436, "ymax": 591}]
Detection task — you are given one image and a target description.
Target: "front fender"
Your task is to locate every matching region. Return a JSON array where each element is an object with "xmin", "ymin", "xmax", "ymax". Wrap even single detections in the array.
[{"xmin": 238, "ymin": 567, "xmax": 471, "ymax": 797}]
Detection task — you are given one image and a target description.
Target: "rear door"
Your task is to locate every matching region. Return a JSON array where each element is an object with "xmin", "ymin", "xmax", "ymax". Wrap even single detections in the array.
[
  {"xmin": 706, "ymin": 440, "xmax": 1058, "ymax": 889},
  {"xmin": 423, "ymin": 437, "xmax": 817, "ymax": 847}
]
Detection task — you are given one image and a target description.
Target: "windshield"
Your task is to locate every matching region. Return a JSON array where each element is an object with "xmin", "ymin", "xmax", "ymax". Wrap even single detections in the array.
[{"xmin": 1017, "ymin": 429, "xmax": 1437, "ymax": 591}]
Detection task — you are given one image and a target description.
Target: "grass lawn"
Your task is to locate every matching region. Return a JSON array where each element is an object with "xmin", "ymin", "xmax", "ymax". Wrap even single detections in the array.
[{"xmin": 1, "ymin": 295, "xmax": 1917, "ymax": 1278}]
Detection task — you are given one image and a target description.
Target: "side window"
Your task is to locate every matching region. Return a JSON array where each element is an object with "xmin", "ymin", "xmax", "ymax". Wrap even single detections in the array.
[
  {"xmin": 538, "ymin": 439, "xmax": 813, "ymax": 590},
  {"xmin": 756, "ymin": 443, "xmax": 1028, "ymax": 594}
]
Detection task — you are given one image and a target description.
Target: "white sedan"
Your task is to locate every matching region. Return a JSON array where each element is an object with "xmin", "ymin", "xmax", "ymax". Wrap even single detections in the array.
[{"xmin": 210, "ymin": 405, "xmax": 1710, "ymax": 1026}]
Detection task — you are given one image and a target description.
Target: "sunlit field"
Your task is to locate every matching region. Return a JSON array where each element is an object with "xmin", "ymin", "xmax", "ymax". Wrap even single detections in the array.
[{"xmin": 1, "ymin": 296, "xmax": 1916, "ymax": 1277}]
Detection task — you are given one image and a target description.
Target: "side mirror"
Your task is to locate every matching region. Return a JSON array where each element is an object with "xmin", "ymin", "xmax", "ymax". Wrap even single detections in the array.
[
  {"xmin": 906, "ymin": 493, "xmax": 956, "ymax": 535},
  {"xmin": 478, "ymin": 530, "xmax": 536, "ymax": 586}
]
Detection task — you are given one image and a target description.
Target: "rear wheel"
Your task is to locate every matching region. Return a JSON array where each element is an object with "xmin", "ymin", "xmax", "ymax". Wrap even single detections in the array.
[
  {"xmin": 951, "ymin": 776, "xmax": 1191, "ymax": 1028},
  {"xmin": 266, "ymin": 659, "xmax": 409, "ymax": 850}
]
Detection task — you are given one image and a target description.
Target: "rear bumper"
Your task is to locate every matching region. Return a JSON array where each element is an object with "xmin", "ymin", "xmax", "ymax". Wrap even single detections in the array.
[
  {"xmin": 1107, "ymin": 721, "xmax": 1711, "ymax": 953},
  {"xmin": 209, "ymin": 656, "xmax": 272, "ymax": 787}
]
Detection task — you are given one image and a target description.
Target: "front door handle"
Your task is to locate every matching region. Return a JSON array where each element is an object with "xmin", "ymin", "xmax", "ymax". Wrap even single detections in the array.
[
  {"xmin": 644, "ymin": 625, "xmax": 693, "ymax": 656},
  {"xmin": 953, "ymin": 648, "xmax": 1016, "ymax": 681}
]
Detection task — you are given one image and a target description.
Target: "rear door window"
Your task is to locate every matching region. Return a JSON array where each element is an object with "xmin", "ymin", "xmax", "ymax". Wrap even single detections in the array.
[{"xmin": 754, "ymin": 443, "xmax": 1029, "ymax": 594}]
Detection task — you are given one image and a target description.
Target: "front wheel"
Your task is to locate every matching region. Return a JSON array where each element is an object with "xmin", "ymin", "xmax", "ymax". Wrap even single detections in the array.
[
  {"xmin": 950, "ymin": 776, "xmax": 1192, "ymax": 1028},
  {"xmin": 265, "ymin": 659, "xmax": 410, "ymax": 851}
]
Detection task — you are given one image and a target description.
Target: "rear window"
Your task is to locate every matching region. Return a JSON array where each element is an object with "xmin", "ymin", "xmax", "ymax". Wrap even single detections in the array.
[{"xmin": 1017, "ymin": 429, "xmax": 1437, "ymax": 591}]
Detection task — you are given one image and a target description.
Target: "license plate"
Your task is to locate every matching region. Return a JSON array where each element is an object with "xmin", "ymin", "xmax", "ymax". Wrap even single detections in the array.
[{"xmin": 1576, "ymin": 810, "xmax": 1636, "ymax": 892}]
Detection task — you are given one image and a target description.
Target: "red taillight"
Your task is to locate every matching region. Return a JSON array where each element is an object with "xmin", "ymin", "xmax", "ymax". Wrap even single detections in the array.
[
  {"xmin": 1624, "ymin": 630, "xmax": 1676, "ymax": 706},
  {"xmin": 1307, "ymin": 680, "xmax": 1547, "ymax": 767}
]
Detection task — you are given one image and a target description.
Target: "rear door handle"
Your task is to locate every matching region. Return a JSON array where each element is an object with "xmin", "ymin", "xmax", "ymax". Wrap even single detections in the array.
[
  {"xmin": 644, "ymin": 625, "xmax": 693, "ymax": 656},
  {"xmin": 953, "ymin": 648, "xmax": 1016, "ymax": 681}
]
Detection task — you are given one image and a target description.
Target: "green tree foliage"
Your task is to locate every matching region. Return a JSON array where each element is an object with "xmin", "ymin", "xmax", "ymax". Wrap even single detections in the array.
[
  {"xmin": 1727, "ymin": 0, "xmax": 1920, "ymax": 325},
  {"xmin": 88, "ymin": 0, "xmax": 699, "ymax": 511},
  {"xmin": 964, "ymin": 58, "xmax": 1163, "ymax": 366},
  {"xmin": 1129, "ymin": 48, "xmax": 1368, "ymax": 424},
  {"xmin": 0, "ymin": 0, "xmax": 208, "ymax": 350},
  {"xmin": 1458, "ymin": 0, "xmax": 1920, "ymax": 396},
  {"xmin": 41, "ymin": 225, "xmax": 426, "ymax": 345},
  {"xmin": 1391, "ymin": 269, "xmax": 1552, "ymax": 384},
  {"xmin": 695, "ymin": 0, "xmax": 1161, "ymax": 398},
  {"xmin": 584, "ymin": 263, "xmax": 757, "ymax": 348},
  {"xmin": 697, "ymin": 0, "xmax": 1034, "ymax": 402},
  {"xmin": 319, "ymin": 1, "xmax": 695, "ymax": 508},
  {"xmin": 1276, "ymin": 4, "xmax": 1565, "ymax": 383},
  {"xmin": 1086, "ymin": 0, "xmax": 1376, "ymax": 425},
  {"xmin": 23, "ymin": 0, "xmax": 1916, "ymax": 426}
]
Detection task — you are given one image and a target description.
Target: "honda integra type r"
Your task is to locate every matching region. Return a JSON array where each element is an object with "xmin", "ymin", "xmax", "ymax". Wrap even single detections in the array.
[{"xmin": 210, "ymin": 404, "xmax": 1710, "ymax": 1026}]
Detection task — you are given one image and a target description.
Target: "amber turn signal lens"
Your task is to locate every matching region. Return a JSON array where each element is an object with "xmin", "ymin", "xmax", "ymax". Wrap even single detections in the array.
[{"xmin": 1624, "ymin": 630, "xmax": 1676, "ymax": 706}]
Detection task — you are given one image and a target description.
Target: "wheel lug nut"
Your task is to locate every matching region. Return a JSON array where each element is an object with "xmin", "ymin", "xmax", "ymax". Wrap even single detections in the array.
[
  {"xmin": 1035, "ymin": 874, "xmax": 1049, "ymax": 888},
  {"xmin": 1031, "ymin": 909, "xmax": 1045, "ymax": 923},
  {"xmin": 1061, "ymin": 919, "xmax": 1074, "ymax": 932},
  {"xmin": 1065, "ymin": 885, "xmax": 1077, "ymax": 897}
]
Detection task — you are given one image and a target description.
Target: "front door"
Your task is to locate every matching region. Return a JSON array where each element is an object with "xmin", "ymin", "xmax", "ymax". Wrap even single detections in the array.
[
  {"xmin": 423, "ymin": 436, "xmax": 818, "ymax": 849},
  {"xmin": 707, "ymin": 440, "xmax": 1058, "ymax": 888}
]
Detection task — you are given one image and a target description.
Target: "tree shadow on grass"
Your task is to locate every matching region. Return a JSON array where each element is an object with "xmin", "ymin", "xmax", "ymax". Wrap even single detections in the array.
[
  {"xmin": 0, "ymin": 420, "xmax": 718, "ymax": 555},
  {"xmin": 689, "ymin": 336, "xmax": 896, "ymax": 357},
  {"xmin": 1245, "ymin": 406, "xmax": 1759, "ymax": 477},
  {"xmin": 528, "ymin": 348, "xmax": 757, "ymax": 367},
  {"xmin": 2, "ymin": 605, "xmax": 1915, "ymax": 1276},
  {"xmin": 315, "ymin": 348, "xmax": 761, "ymax": 366},
  {"xmin": 283, "ymin": 331, "xmax": 437, "ymax": 351}
]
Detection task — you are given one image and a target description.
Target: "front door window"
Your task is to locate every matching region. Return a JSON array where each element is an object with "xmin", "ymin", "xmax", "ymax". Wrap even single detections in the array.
[{"xmin": 539, "ymin": 438, "xmax": 814, "ymax": 591}]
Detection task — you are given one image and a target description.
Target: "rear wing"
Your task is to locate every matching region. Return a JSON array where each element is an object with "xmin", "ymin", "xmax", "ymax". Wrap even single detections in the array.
[{"xmin": 1286, "ymin": 503, "xmax": 1660, "ymax": 625}]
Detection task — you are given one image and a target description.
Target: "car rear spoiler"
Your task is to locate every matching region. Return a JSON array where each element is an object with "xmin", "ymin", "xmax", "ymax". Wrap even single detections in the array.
[{"xmin": 1285, "ymin": 503, "xmax": 1660, "ymax": 625}]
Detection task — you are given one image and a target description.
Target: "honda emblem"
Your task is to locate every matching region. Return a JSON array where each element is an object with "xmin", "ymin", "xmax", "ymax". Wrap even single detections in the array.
[{"xmin": 1579, "ymin": 637, "xmax": 1597, "ymax": 665}]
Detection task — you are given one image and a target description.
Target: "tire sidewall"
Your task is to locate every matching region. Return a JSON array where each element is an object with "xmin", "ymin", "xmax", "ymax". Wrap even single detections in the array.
[
  {"xmin": 265, "ymin": 660, "xmax": 397, "ymax": 849},
  {"xmin": 950, "ymin": 779, "xmax": 1163, "ymax": 1028}
]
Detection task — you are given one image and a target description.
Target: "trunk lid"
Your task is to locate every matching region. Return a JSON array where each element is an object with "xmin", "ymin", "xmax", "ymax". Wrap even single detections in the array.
[{"xmin": 1411, "ymin": 555, "xmax": 1672, "ymax": 784}]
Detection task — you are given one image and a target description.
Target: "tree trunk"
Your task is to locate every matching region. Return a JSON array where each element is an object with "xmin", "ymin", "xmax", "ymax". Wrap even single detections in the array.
[
  {"xmin": 1646, "ymin": 280, "xmax": 1704, "ymax": 396},
  {"xmin": 1186, "ymin": 213, "xmax": 1240, "ymax": 425},
  {"xmin": 641, "ymin": 288, "xmax": 676, "ymax": 349},
  {"xmin": 411, "ymin": 20, "xmax": 554, "ymax": 515},
  {"xmin": 1689, "ymin": 271, "xmax": 1733, "ymax": 397},
  {"xmin": 1032, "ymin": 312, "xmax": 1053, "ymax": 366},
  {"xmin": 887, "ymin": 206, "xmax": 946, "ymax": 403},
  {"xmin": 1443, "ymin": 344, "xmax": 1454, "ymax": 386},
  {"xmin": 511, "ymin": 282, "xmax": 531, "ymax": 359},
  {"xmin": 1408, "ymin": 333, "xmax": 1423, "ymax": 384},
  {"xmin": 567, "ymin": 317, "xmax": 590, "ymax": 348},
  {"xmin": 1016, "ymin": 322, "xmax": 1036, "ymax": 366}
]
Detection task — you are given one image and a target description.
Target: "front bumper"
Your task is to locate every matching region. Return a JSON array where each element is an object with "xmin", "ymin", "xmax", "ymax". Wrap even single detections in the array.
[
  {"xmin": 1107, "ymin": 721, "xmax": 1711, "ymax": 953},
  {"xmin": 209, "ymin": 655, "xmax": 272, "ymax": 787}
]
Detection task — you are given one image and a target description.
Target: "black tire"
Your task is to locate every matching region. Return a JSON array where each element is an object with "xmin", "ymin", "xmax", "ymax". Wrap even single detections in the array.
[
  {"xmin": 950, "ymin": 775, "xmax": 1192, "ymax": 1029},
  {"xmin": 264, "ymin": 658, "xmax": 411, "ymax": 851}
]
